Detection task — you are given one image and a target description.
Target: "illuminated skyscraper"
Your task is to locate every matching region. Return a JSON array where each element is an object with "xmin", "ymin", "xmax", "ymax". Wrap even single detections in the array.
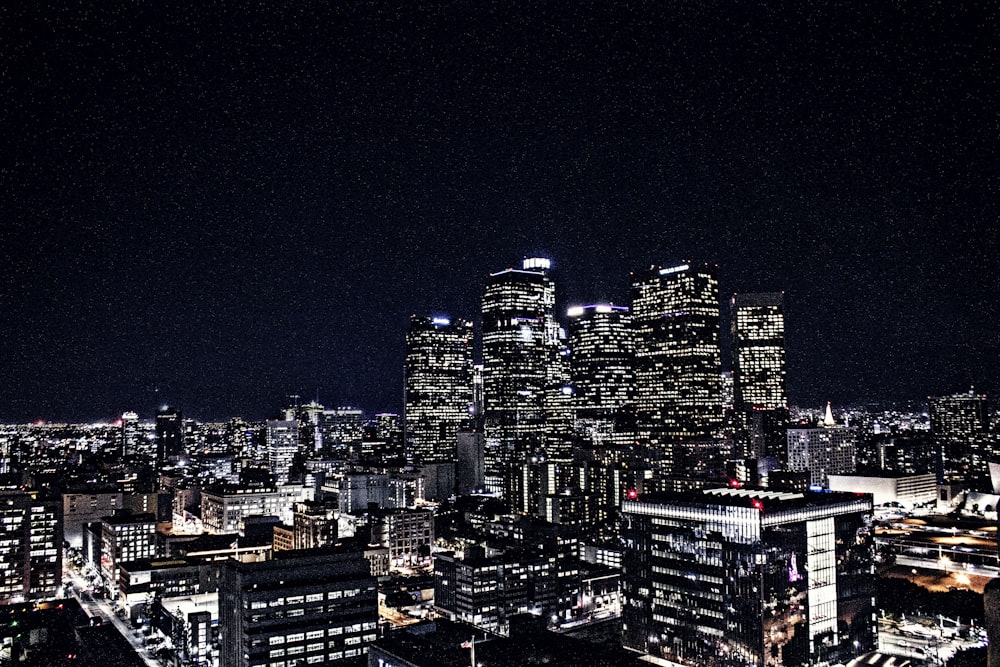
[
  {"xmin": 404, "ymin": 315, "xmax": 474, "ymax": 464},
  {"xmin": 567, "ymin": 304, "xmax": 635, "ymax": 448},
  {"xmin": 481, "ymin": 258, "xmax": 570, "ymax": 495},
  {"xmin": 266, "ymin": 419, "xmax": 299, "ymax": 484},
  {"xmin": 929, "ymin": 389, "xmax": 991, "ymax": 481},
  {"xmin": 731, "ymin": 292, "xmax": 788, "ymax": 459},
  {"xmin": 0, "ymin": 491, "xmax": 61, "ymax": 603},
  {"xmin": 630, "ymin": 263, "xmax": 723, "ymax": 452},
  {"xmin": 120, "ymin": 410, "xmax": 140, "ymax": 458}
]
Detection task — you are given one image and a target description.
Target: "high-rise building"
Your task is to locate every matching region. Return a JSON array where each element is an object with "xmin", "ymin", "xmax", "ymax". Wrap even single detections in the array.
[
  {"xmin": 731, "ymin": 292, "xmax": 788, "ymax": 459},
  {"xmin": 266, "ymin": 419, "xmax": 300, "ymax": 484},
  {"xmin": 156, "ymin": 406, "xmax": 183, "ymax": 470},
  {"xmin": 218, "ymin": 548, "xmax": 378, "ymax": 667},
  {"xmin": 404, "ymin": 315, "xmax": 474, "ymax": 464},
  {"xmin": 621, "ymin": 487, "xmax": 875, "ymax": 667},
  {"xmin": 630, "ymin": 263, "xmax": 723, "ymax": 454},
  {"xmin": 121, "ymin": 411, "xmax": 140, "ymax": 458},
  {"xmin": 481, "ymin": 258, "xmax": 571, "ymax": 495},
  {"xmin": 456, "ymin": 426, "xmax": 485, "ymax": 495},
  {"xmin": 786, "ymin": 405, "xmax": 857, "ymax": 487},
  {"xmin": 100, "ymin": 511, "xmax": 157, "ymax": 596},
  {"xmin": 0, "ymin": 491, "xmax": 61, "ymax": 603},
  {"xmin": 321, "ymin": 407, "xmax": 365, "ymax": 459},
  {"xmin": 567, "ymin": 304, "xmax": 634, "ymax": 448},
  {"xmin": 929, "ymin": 389, "xmax": 991, "ymax": 481}
]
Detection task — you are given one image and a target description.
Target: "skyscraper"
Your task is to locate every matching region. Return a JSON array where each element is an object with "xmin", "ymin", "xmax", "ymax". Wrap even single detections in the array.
[
  {"xmin": 929, "ymin": 389, "xmax": 991, "ymax": 482},
  {"xmin": 786, "ymin": 407, "xmax": 857, "ymax": 487},
  {"xmin": 120, "ymin": 411, "xmax": 140, "ymax": 458},
  {"xmin": 567, "ymin": 304, "xmax": 634, "ymax": 448},
  {"xmin": 621, "ymin": 488, "xmax": 875, "ymax": 666},
  {"xmin": 630, "ymin": 263, "xmax": 723, "ymax": 455},
  {"xmin": 155, "ymin": 406, "xmax": 183, "ymax": 470},
  {"xmin": 731, "ymin": 292, "xmax": 788, "ymax": 459},
  {"xmin": 0, "ymin": 491, "xmax": 61, "ymax": 603},
  {"xmin": 481, "ymin": 257, "xmax": 570, "ymax": 495},
  {"xmin": 266, "ymin": 419, "xmax": 299, "ymax": 484},
  {"xmin": 404, "ymin": 315, "xmax": 474, "ymax": 464}
]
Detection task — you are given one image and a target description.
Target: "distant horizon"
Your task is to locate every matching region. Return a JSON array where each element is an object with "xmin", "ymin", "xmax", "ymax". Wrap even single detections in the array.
[{"xmin": 1, "ymin": 392, "xmax": 962, "ymax": 427}]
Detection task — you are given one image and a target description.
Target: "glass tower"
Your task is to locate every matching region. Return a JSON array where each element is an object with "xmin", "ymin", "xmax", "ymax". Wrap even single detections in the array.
[
  {"xmin": 567, "ymin": 304, "xmax": 635, "ymax": 449},
  {"xmin": 621, "ymin": 488, "xmax": 875, "ymax": 667},
  {"xmin": 731, "ymin": 292, "xmax": 788, "ymax": 460},
  {"xmin": 403, "ymin": 315, "xmax": 474, "ymax": 464},
  {"xmin": 630, "ymin": 263, "xmax": 723, "ymax": 453},
  {"xmin": 481, "ymin": 258, "xmax": 569, "ymax": 495}
]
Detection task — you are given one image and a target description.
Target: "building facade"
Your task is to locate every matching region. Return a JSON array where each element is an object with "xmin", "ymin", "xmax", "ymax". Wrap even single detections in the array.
[
  {"xmin": 621, "ymin": 488, "xmax": 875, "ymax": 667},
  {"xmin": 200, "ymin": 484, "xmax": 312, "ymax": 534},
  {"xmin": 156, "ymin": 406, "xmax": 184, "ymax": 470},
  {"xmin": 404, "ymin": 316, "xmax": 474, "ymax": 464},
  {"xmin": 786, "ymin": 421, "xmax": 857, "ymax": 487},
  {"xmin": 567, "ymin": 304, "xmax": 635, "ymax": 448},
  {"xmin": 266, "ymin": 420, "xmax": 299, "ymax": 485},
  {"xmin": 481, "ymin": 258, "xmax": 571, "ymax": 495},
  {"xmin": 731, "ymin": 292, "xmax": 788, "ymax": 459},
  {"xmin": 0, "ymin": 492, "xmax": 61, "ymax": 603},
  {"xmin": 630, "ymin": 263, "xmax": 723, "ymax": 457},
  {"xmin": 929, "ymin": 389, "xmax": 991, "ymax": 481},
  {"xmin": 218, "ymin": 548, "xmax": 378, "ymax": 667}
]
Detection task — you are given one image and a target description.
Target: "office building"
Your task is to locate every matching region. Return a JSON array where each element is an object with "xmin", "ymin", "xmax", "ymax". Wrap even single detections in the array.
[
  {"xmin": 156, "ymin": 406, "xmax": 184, "ymax": 470},
  {"xmin": 481, "ymin": 257, "xmax": 570, "ymax": 494},
  {"xmin": 265, "ymin": 420, "xmax": 299, "ymax": 484},
  {"xmin": 567, "ymin": 304, "xmax": 635, "ymax": 448},
  {"xmin": 456, "ymin": 426, "xmax": 485, "ymax": 495},
  {"xmin": 731, "ymin": 292, "xmax": 788, "ymax": 459},
  {"xmin": 786, "ymin": 407, "xmax": 857, "ymax": 487},
  {"xmin": 404, "ymin": 315, "xmax": 474, "ymax": 464},
  {"xmin": 621, "ymin": 487, "xmax": 875, "ymax": 666},
  {"xmin": 218, "ymin": 548, "xmax": 378, "ymax": 667},
  {"xmin": 100, "ymin": 511, "xmax": 157, "ymax": 596},
  {"xmin": 62, "ymin": 490, "xmax": 122, "ymax": 550},
  {"xmin": 630, "ymin": 263, "xmax": 723, "ymax": 454},
  {"xmin": 929, "ymin": 389, "xmax": 991, "ymax": 481},
  {"xmin": 0, "ymin": 491, "xmax": 61, "ymax": 603},
  {"xmin": 200, "ymin": 484, "xmax": 312, "ymax": 534},
  {"xmin": 371, "ymin": 508, "xmax": 434, "ymax": 568},
  {"xmin": 120, "ymin": 411, "xmax": 140, "ymax": 458},
  {"xmin": 321, "ymin": 407, "xmax": 365, "ymax": 459},
  {"xmin": 292, "ymin": 499, "xmax": 339, "ymax": 550}
]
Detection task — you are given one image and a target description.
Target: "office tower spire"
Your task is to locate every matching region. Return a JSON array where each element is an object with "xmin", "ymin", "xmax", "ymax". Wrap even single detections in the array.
[{"xmin": 404, "ymin": 315, "xmax": 474, "ymax": 464}]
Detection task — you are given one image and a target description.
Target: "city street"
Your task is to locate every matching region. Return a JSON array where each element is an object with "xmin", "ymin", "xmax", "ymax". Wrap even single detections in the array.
[{"xmin": 64, "ymin": 563, "xmax": 160, "ymax": 667}]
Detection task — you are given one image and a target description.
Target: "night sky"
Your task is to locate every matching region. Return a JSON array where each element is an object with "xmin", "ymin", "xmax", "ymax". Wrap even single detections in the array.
[{"xmin": 3, "ymin": 1, "xmax": 998, "ymax": 423}]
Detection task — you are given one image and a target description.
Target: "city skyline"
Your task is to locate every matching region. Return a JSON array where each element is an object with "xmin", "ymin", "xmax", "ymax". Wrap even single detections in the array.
[{"xmin": 3, "ymin": 2, "xmax": 997, "ymax": 422}]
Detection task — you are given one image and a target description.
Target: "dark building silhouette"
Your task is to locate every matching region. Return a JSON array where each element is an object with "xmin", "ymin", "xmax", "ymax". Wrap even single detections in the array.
[{"xmin": 155, "ymin": 406, "xmax": 183, "ymax": 470}]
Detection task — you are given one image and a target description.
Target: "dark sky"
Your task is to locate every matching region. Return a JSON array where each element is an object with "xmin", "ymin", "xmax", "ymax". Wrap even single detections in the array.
[{"xmin": 2, "ymin": 1, "xmax": 998, "ymax": 423}]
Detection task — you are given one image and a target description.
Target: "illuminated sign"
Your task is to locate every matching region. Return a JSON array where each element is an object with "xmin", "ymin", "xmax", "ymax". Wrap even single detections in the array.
[
  {"xmin": 523, "ymin": 257, "xmax": 551, "ymax": 270},
  {"xmin": 658, "ymin": 263, "xmax": 690, "ymax": 275}
]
